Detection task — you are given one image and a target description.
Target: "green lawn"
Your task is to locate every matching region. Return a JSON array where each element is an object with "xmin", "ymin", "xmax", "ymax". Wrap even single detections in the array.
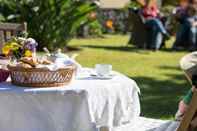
[{"xmin": 69, "ymin": 35, "xmax": 190, "ymax": 120}]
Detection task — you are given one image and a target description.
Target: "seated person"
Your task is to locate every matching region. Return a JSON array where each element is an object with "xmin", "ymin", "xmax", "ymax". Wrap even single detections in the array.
[
  {"xmin": 177, "ymin": 51, "xmax": 197, "ymax": 129},
  {"xmin": 187, "ymin": 4, "xmax": 197, "ymax": 51},
  {"xmin": 173, "ymin": 0, "xmax": 197, "ymax": 51},
  {"xmin": 172, "ymin": 0, "xmax": 190, "ymax": 50},
  {"xmin": 141, "ymin": 0, "xmax": 169, "ymax": 50}
]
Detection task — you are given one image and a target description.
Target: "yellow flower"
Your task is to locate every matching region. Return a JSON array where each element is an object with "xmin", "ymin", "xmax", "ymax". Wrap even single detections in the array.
[
  {"xmin": 10, "ymin": 42, "xmax": 20, "ymax": 50},
  {"xmin": 2, "ymin": 45, "xmax": 11, "ymax": 56},
  {"xmin": 24, "ymin": 50, "xmax": 32, "ymax": 57},
  {"xmin": 2, "ymin": 42, "xmax": 20, "ymax": 56}
]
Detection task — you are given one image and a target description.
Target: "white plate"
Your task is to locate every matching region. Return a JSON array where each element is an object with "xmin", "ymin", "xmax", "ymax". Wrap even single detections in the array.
[{"xmin": 90, "ymin": 74, "xmax": 114, "ymax": 80}]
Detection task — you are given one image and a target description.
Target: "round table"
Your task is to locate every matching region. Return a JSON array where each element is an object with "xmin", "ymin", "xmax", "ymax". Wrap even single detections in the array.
[{"xmin": 0, "ymin": 68, "xmax": 140, "ymax": 131}]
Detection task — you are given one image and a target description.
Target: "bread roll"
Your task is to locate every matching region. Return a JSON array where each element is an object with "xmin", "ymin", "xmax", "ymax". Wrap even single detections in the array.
[
  {"xmin": 16, "ymin": 62, "xmax": 32, "ymax": 68},
  {"xmin": 20, "ymin": 57, "xmax": 38, "ymax": 67}
]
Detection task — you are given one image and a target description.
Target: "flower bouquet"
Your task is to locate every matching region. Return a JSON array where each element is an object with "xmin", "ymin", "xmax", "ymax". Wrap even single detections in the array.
[
  {"xmin": 2, "ymin": 37, "xmax": 38, "ymax": 60},
  {"xmin": 0, "ymin": 37, "xmax": 38, "ymax": 83}
]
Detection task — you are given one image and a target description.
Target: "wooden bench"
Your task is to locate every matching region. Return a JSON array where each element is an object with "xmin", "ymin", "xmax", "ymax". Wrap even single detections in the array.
[{"xmin": 0, "ymin": 22, "xmax": 27, "ymax": 53}]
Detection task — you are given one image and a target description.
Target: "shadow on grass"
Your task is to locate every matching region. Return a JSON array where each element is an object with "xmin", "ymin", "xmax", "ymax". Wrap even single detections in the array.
[
  {"xmin": 81, "ymin": 45, "xmax": 187, "ymax": 53},
  {"xmin": 81, "ymin": 45, "xmax": 150, "ymax": 53},
  {"xmin": 132, "ymin": 76, "xmax": 189, "ymax": 119},
  {"xmin": 159, "ymin": 65, "xmax": 180, "ymax": 71},
  {"xmin": 130, "ymin": 67, "xmax": 190, "ymax": 119},
  {"xmin": 66, "ymin": 46, "xmax": 83, "ymax": 52}
]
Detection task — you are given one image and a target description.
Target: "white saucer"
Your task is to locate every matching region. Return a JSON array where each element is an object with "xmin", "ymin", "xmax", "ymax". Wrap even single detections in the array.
[{"xmin": 90, "ymin": 73, "xmax": 114, "ymax": 80}]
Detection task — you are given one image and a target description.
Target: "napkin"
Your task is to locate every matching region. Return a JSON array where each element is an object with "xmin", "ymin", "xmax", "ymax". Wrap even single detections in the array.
[{"xmin": 37, "ymin": 58, "xmax": 82, "ymax": 71}]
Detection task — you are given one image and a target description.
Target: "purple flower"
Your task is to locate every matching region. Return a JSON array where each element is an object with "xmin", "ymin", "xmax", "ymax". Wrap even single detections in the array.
[{"xmin": 24, "ymin": 38, "xmax": 38, "ymax": 52}]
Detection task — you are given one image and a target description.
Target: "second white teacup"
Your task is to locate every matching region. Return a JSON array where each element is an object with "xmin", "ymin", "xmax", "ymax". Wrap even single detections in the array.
[{"xmin": 95, "ymin": 64, "xmax": 112, "ymax": 76}]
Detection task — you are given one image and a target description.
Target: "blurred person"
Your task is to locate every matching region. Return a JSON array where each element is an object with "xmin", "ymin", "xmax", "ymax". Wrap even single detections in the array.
[
  {"xmin": 172, "ymin": 0, "xmax": 190, "ymax": 50},
  {"xmin": 187, "ymin": 3, "xmax": 197, "ymax": 51},
  {"xmin": 173, "ymin": 0, "xmax": 197, "ymax": 51},
  {"xmin": 141, "ymin": 0, "xmax": 169, "ymax": 50},
  {"xmin": 176, "ymin": 52, "xmax": 197, "ymax": 121},
  {"xmin": 176, "ymin": 51, "xmax": 197, "ymax": 129},
  {"xmin": 174, "ymin": 0, "xmax": 189, "ymax": 22}
]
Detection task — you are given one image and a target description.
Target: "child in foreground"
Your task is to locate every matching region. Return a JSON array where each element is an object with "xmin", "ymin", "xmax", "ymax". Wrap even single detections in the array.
[{"xmin": 177, "ymin": 51, "xmax": 197, "ymax": 129}]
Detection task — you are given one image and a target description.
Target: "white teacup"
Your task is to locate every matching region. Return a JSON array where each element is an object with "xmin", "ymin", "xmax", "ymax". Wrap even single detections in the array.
[{"xmin": 95, "ymin": 64, "xmax": 112, "ymax": 76}]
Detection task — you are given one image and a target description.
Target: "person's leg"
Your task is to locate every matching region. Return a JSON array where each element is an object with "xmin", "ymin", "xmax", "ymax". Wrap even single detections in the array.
[
  {"xmin": 153, "ymin": 30, "xmax": 163, "ymax": 50},
  {"xmin": 150, "ymin": 18, "xmax": 169, "ymax": 35},
  {"xmin": 145, "ymin": 20, "xmax": 155, "ymax": 49},
  {"xmin": 146, "ymin": 29, "xmax": 153, "ymax": 49},
  {"xmin": 173, "ymin": 25, "xmax": 185, "ymax": 49},
  {"xmin": 189, "ymin": 26, "xmax": 197, "ymax": 50},
  {"xmin": 145, "ymin": 20, "xmax": 164, "ymax": 50},
  {"xmin": 173, "ymin": 22, "xmax": 190, "ymax": 49}
]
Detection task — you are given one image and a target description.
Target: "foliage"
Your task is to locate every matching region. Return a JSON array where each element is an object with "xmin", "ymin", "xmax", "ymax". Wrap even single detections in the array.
[
  {"xmin": 0, "ymin": 13, "xmax": 5, "ymax": 21},
  {"xmin": 88, "ymin": 20, "xmax": 103, "ymax": 37},
  {"xmin": 126, "ymin": 1, "xmax": 143, "ymax": 9},
  {"xmin": 160, "ymin": 5, "xmax": 179, "ymax": 35},
  {"xmin": 76, "ymin": 12, "xmax": 103, "ymax": 38},
  {"xmin": 162, "ymin": 0, "xmax": 179, "ymax": 6},
  {"xmin": 0, "ymin": 0, "xmax": 96, "ymax": 50}
]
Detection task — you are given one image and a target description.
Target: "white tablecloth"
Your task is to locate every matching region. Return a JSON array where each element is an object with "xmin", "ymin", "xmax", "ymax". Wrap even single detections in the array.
[
  {"xmin": 0, "ymin": 68, "xmax": 140, "ymax": 131},
  {"xmin": 0, "ymin": 90, "xmax": 97, "ymax": 131},
  {"xmin": 113, "ymin": 117, "xmax": 179, "ymax": 131}
]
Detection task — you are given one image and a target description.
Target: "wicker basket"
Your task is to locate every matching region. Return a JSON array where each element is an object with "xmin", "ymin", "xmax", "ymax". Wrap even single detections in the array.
[{"xmin": 8, "ymin": 65, "xmax": 76, "ymax": 87}]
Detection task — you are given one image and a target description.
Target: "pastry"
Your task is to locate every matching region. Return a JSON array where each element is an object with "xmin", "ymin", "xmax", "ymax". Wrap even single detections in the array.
[
  {"xmin": 42, "ymin": 60, "xmax": 53, "ymax": 65},
  {"xmin": 20, "ymin": 57, "xmax": 38, "ymax": 67},
  {"xmin": 16, "ymin": 62, "xmax": 32, "ymax": 68}
]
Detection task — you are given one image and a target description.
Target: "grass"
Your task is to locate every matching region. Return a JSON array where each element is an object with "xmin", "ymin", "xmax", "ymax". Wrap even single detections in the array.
[{"xmin": 69, "ymin": 34, "xmax": 190, "ymax": 120}]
